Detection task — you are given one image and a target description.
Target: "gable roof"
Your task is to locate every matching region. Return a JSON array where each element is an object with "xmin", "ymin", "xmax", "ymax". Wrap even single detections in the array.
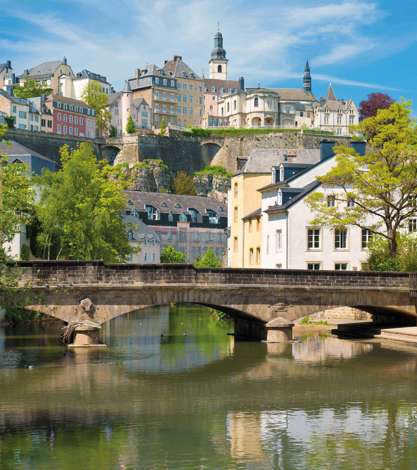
[
  {"xmin": 163, "ymin": 56, "xmax": 200, "ymax": 80},
  {"xmin": 22, "ymin": 60, "xmax": 63, "ymax": 78},
  {"xmin": 266, "ymin": 180, "xmax": 321, "ymax": 213},
  {"xmin": 273, "ymin": 88, "xmax": 316, "ymax": 102}
]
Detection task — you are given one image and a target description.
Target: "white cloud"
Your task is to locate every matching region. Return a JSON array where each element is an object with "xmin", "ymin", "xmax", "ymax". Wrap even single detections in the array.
[{"xmin": 0, "ymin": 0, "xmax": 404, "ymax": 93}]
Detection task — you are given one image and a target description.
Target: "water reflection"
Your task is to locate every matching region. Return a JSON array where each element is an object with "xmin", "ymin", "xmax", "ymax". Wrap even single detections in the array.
[{"xmin": 0, "ymin": 305, "xmax": 417, "ymax": 469}]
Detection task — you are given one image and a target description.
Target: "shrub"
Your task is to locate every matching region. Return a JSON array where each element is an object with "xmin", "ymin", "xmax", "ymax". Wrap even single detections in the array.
[
  {"xmin": 160, "ymin": 246, "xmax": 186, "ymax": 263},
  {"xmin": 195, "ymin": 248, "xmax": 222, "ymax": 268}
]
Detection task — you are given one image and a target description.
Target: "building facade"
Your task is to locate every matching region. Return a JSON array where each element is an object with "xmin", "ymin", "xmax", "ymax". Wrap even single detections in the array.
[
  {"xmin": 228, "ymin": 148, "xmax": 321, "ymax": 268},
  {"xmin": 59, "ymin": 69, "xmax": 113, "ymax": 101},
  {"xmin": 0, "ymin": 60, "xmax": 16, "ymax": 91},
  {"xmin": 44, "ymin": 94, "xmax": 96, "ymax": 138},
  {"xmin": 313, "ymin": 84, "xmax": 359, "ymax": 136},
  {"xmin": 20, "ymin": 58, "xmax": 74, "ymax": 95},
  {"xmin": 0, "ymin": 90, "xmax": 41, "ymax": 131},
  {"xmin": 124, "ymin": 191, "xmax": 227, "ymax": 263},
  {"xmin": 109, "ymin": 82, "xmax": 152, "ymax": 136},
  {"xmin": 258, "ymin": 141, "xmax": 371, "ymax": 270}
]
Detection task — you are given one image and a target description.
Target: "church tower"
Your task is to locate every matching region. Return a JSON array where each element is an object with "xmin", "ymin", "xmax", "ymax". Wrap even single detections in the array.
[
  {"xmin": 209, "ymin": 30, "xmax": 228, "ymax": 80},
  {"xmin": 303, "ymin": 60, "xmax": 312, "ymax": 93}
]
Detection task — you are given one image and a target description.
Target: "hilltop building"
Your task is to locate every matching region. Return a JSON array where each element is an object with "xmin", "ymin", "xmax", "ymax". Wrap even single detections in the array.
[
  {"xmin": 19, "ymin": 58, "xmax": 74, "ymax": 94},
  {"xmin": 60, "ymin": 69, "xmax": 113, "ymax": 101},
  {"xmin": 0, "ymin": 60, "xmax": 16, "ymax": 92},
  {"xmin": 202, "ymin": 31, "xmax": 243, "ymax": 128}
]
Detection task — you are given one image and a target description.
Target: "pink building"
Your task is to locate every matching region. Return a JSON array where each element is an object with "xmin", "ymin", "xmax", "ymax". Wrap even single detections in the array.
[{"xmin": 45, "ymin": 94, "xmax": 96, "ymax": 138}]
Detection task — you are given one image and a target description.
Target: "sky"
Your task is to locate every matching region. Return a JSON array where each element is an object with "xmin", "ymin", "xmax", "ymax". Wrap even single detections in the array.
[{"xmin": 0, "ymin": 0, "xmax": 416, "ymax": 106}]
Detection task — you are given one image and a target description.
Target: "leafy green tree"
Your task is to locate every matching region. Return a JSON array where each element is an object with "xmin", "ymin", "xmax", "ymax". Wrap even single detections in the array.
[
  {"xmin": 0, "ymin": 126, "xmax": 34, "ymax": 260},
  {"xmin": 195, "ymin": 248, "xmax": 222, "ymax": 268},
  {"xmin": 13, "ymin": 79, "xmax": 52, "ymax": 98},
  {"xmin": 126, "ymin": 115, "xmax": 136, "ymax": 134},
  {"xmin": 306, "ymin": 102, "xmax": 417, "ymax": 256},
  {"xmin": 35, "ymin": 143, "xmax": 133, "ymax": 262},
  {"xmin": 159, "ymin": 118, "xmax": 167, "ymax": 135},
  {"xmin": 109, "ymin": 125, "xmax": 117, "ymax": 137},
  {"xmin": 4, "ymin": 115, "xmax": 15, "ymax": 129},
  {"xmin": 160, "ymin": 246, "xmax": 186, "ymax": 263},
  {"xmin": 173, "ymin": 170, "xmax": 196, "ymax": 195},
  {"xmin": 82, "ymin": 81, "xmax": 111, "ymax": 136},
  {"xmin": 367, "ymin": 234, "xmax": 417, "ymax": 271}
]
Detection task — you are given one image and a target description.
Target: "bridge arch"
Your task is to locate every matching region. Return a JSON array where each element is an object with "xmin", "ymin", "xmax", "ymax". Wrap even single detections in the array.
[
  {"xmin": 101, "ymin": 145, "xmax": 122, "ymax": 164},
  {"xmin": 200, "ymin": 142, "xmax": 222, "ymax": 162}
]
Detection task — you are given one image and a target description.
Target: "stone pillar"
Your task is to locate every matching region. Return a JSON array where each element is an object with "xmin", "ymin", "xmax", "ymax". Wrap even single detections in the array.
[
  {"xmin": 68, "ymin": 325, "xmax": 106, "ymax": 348},
  {"xmin": 265, "ymin": 317, "xmax": 294, "ymax": 343}
]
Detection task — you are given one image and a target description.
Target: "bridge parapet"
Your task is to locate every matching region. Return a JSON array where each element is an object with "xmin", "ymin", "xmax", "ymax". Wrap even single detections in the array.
[{"xmin": 13, "ymin": 261, "xmax": 411, "ymax": 289}]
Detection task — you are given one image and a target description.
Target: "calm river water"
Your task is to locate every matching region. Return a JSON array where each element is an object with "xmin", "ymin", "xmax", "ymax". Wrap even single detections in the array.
[{"xmin": 1, "ymin": 305, "xmax": 417, "ymax": 469}]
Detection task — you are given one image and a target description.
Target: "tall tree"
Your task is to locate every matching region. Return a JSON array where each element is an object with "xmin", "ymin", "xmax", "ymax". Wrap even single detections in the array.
[
  {"xmin": 82, "ymin": 81, "xmax": 111, "ymax": 136},
  {"xmin": 195, "ymin": 248, "xmax": 222, "ymax": 268},
  {"xmin": 306, "ymin": 102, "xmax": 417, "ymax": 257},
  {"xmin": 13, "ymin": 79, "xmax": 52, "ymax": 99},
  {"xmin": 36, "ymin": 143, "xmax": 133, "ymax": 262},
  {"xmin": 359, "ymin": 93, "xmax": 394, "ymax": 120},
  {"xmin": 173, "ymin": 171, "xmax": 196, "ymax": 195}
]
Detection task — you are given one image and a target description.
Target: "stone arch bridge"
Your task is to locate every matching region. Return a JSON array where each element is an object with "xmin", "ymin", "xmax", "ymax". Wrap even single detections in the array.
[{"xmin": 4, "ymin": 261, "xmax": 416, "ymax": 342}]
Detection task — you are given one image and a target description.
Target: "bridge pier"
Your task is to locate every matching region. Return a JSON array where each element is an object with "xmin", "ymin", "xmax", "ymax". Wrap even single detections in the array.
[{"xmin": 265, "ymin": 317, "xmax": 294, "ymax": 343}]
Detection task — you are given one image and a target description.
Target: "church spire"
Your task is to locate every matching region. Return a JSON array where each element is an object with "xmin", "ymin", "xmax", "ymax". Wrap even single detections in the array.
[
  {"xmin": 303, "ymin": 60, "xmax": 312, "ymax": 93},
  {"xmin": 211, "ymin": 30, "xmax": 227, "ymax": 60},
  {"xmin": 209, "ymin": 28, "xmax": 229, "ymax": 80},
  {"xmin": 326, "ymin": 82, "xmax": 337, "ymax": 101}
]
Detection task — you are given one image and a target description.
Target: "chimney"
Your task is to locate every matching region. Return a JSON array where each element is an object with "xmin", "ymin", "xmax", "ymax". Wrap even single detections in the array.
[
  {"xmin": 239, "ymin": 76, "xmax": 245, "ymax": 91},
  {"xmin": 63, "ymin": 57, "xmax": 67, "ymax": 65},
  {"xmin": 173, "ymin": 55, "xmax": 182, "ymax": 62}
]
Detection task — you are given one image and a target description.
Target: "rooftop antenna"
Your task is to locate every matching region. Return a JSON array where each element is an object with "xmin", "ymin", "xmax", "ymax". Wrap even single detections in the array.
[{"xmin": 217, "ymin": 21, "xmax": 220, "ymax": 32}]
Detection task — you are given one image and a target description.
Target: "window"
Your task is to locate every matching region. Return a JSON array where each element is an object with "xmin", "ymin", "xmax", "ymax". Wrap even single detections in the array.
[
  {"xmin": 41, "ymin": 119, "xmax": 46, "ymax": 126},
  {"xmin": 409, "ymin": 218, "xmax": 417, "ymax": 233},
  {"xmin": 256, "ymin": 218, "xmax": 260, "ymax": 232},
  {"xmin": 207, "ymin": 209, "xmax": 218, "ymax": 224},
  {"xmin": 188, "ymin": 208, "xmax": 199, "ymax": 223},
  {"xmin": 233, "ymin": 237, "xmax": 238, "ymax": 252},
  {"xmin": 248, "ymin": 220, "xmax": 252, "ymax": 232},
  {"xmin": 249, "ymin": 248, "xmax": 254, "ymax": 265},
  {"xmin": 266, "ymin": 235, "xmax": 270, "ymax": 255},
  {"xmin": 335, "ymin": 228, "xmax": 347, "ymax": 249},
  {"xmin": 145, "ymin": 205, "xmax": 159, "ymax": 221},
  {"xmin": 324, "ymin": 113, "xmax": 330, "ymax": 125},
  {"xmin": 217, "ymin": 64, "xmax": 222, "ymax": 73},
  {"xmin": 256, "ymin": 247, "xmax": 260, "ymax": 264},
  {"xmin": 57, "ymin": 124, "xmax": 62, "ymax": 133},
  {"xmin": 327, "ymin": 195, "xmax": 335, "ymax": 207},
  {"xmin": 63, "ymin": 114, "xmax": 67, "ymax": 122},
  {"xmin": 18, "ymin": 111, "xmax": 27, "ymax": 119},
  {"xmin": 335, "ymin": 263, "xmax": 348, "ymax": 270},
  {"xmin": 361, "ymin": 228, "xmax": 372, "ymax": 249},
  {"xmin": 233, "ymin": 207, "xmax": 238, "ymax": 223},
  {"xmin": 307, "ymin": 229, "xmax": 320, "ymax": 249},
  {"xmin": 275, "ymin": 229, "xmax": 282, "ymax": 252},
  {"xmin": 227, "ymin": 102, "xmax": 230, "ymax": 113},
  {"xmin": 349, "ymin": 115, "xmax": 355, "ymax": 125},
  {"xmin": 254, "ymin": 96, "xmax": 259, "ymax": 107},
  {"xmin": 307, "ymin": 263, "xmax": 320, "ymax": 270},
  {"xmin": 69, "ymin": 115, "xmax": 73, "ymax": 123},
  {"xmin": 337, "ymin": 114, "xmax": 342, "ymax": 125},
  {"xmin": 234, "ymin": 100, "xmax": 237, "ymax": 111},
  {"xmin": 234, "ymin": 182, "xmax": 238, "ymax": 198}
]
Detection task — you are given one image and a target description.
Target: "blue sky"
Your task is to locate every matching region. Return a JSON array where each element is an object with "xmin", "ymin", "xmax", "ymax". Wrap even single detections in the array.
[{"xmin": 0, "ymin": 0, "xmax": 416, "ymax": 106}]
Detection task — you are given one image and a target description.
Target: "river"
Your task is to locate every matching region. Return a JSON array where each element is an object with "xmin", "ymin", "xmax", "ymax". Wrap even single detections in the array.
[{"xmin": 0, "ymin": 305, "xmax": 417, "ymax": 469}]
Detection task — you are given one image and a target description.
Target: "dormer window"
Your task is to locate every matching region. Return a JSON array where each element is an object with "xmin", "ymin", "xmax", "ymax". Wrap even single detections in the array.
[
  {"xmin": 145, "ymin": 204, "xmax": 159, "ymax": 221},
  {"xmin": 279, "ymin": 164, "xmax": 285, "ymax": 182},
  {"xmin": 188, "ymin": 208, "xmax": 199, "ymax": 223},
  {"xmin": 207, "ymin": 209, "xmax": 218, "ymax": 224},
  {"xmin": 277, "ymin": 190, "xmax": 283, "ymax": 206},
  {"xmin": 175, "ymin": 202, "xmax": 182, "ymax": 209}
]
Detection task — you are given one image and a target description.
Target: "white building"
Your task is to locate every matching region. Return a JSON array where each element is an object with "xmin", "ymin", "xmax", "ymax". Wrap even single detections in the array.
[
  {"xmin": 258, "ymin": 141, "xmax": 376, "ymax": 271},
  {"xmin": 0, "ymin": 90, "xmax": 41, "ymax": 131},
  {"xmin": 314, "ymin": 84, "xmax": 359, "ymax": 136},
  {"xmin": 60, "ymin": 69, "xmax": 113, "ymax": 101}
]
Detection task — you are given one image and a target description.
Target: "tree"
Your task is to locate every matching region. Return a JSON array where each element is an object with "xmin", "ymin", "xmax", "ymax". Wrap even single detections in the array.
[
  {"xmin": 4, "ymin": 116, "xmax": 15, "ymax": 129},
  {"xmin": 367, "ymin": 234, "xmax": 417, "ymax": 272},
  {"xmin": 35, "ymin": 143, "xmax": 133, "ymax": 262},
  {"xmin": 194, "ymin": 248, "xmax": 222, "ymax": 268},
  {"xmin": 173, "ymin": 170, "xmax": 196, "ymax": 195},
  {"xmin": 306, "ymin": 102, "xmax": 417, "ymax": 257},
  {"xmin": 0, "ymin": 127, "xmax": 34, "ymax": 260},
  {"xmin": 159, "ymin": 118, "xmax": 167, "ymax": 135},
  {"xmin": 82, "ymin": 81, "xmax": 111, "ymax": 136},
  {"xmin": 160, "ymin": 246, "xmax": 186, "ymax": 263},
  {"xmin": 13, "ymin": 79, "xmax": 52, "ymax": 99},
  {"xmin": 359, "ymin": 93, "xmax": 394, "ymax": 120},
  {"xmin": 126, "ymin": 115, "xmax": 136, "ymax": 134}
]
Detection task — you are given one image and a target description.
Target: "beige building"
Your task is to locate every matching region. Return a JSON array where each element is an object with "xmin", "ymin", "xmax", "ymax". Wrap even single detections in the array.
[
  {"xmin": 20, "ymin": 58, "xmax": 74, "ymax": 94},
  {"xmin": 228, "ymin": 148, "xmax": 321, "ymax": 268},
  {"xmin": 0, "ymin": 90, "xmax": 41, "ymax": 131}
]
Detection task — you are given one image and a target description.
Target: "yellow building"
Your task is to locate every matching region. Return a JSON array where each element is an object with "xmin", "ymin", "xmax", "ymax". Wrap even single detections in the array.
[{"xmin": 228, "ymin": 171, "xmax": 270, "ymax": 268}]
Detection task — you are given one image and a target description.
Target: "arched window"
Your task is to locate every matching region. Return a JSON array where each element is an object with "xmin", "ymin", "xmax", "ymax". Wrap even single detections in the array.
[
  {"xmin": 254, "ymin": 96, "xmax": 259, "ymax": 107},
  {"xmin": 207, "ymin": 209, "xmax": 218, "ymax": 224},
  {"xmin": 188, "ymin": 208, "xmax": 200, "ymax": 223},
  {"xmin": 217, "ymin": 65, "xmax": 222, "ymax": 73}
]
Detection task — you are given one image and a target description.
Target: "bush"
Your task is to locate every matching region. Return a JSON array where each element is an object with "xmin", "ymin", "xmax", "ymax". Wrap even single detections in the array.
[
  {"xmin": 126, "ymin": 115, "xmax": 136, "ymax": 134},
  {"xmin": 367, "ymin": 234, "xmax": 417, "ymax": 272},
  {"xmin": 4, "ymin": 115, "xmax": 15, "ymax": 129},
  {"xmin": 160, "ymin": 246, "xmax": 186, "ymax": 263},
  {"xmin": 173, "ymin": 171, "xmax": 196, "ymax": 195},
  {"xmin": 20, "ymin": 244, "xmax": 31, "ymax": 260},
  {"xmin": 194, "ymin": 248, "xmax": 222, "ymax": 268},
  {"xmin": 195, "ymin": 165, "xmax": 232, "ymax": 178}
]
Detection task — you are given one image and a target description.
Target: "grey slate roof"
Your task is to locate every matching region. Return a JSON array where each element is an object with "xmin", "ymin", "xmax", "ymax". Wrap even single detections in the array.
[
  {"xmin": 125, "ymin": 191, "xmax": 226, "ymax": 215},
  {"xmin": 242, "ymin": 208, "xmax": 262, "ymax": 220},
  {"xmin": 23, "ymin": 60, "xmax": 62, "ymax": 78},
  {"xmin": 75, "ymin": 69, "xmax": 109, "ymax": 84},
  {"xmin": 266, "ymin": 181, "xmax": 321, "ymax": 213},
  {"xmin": 0, "ymin": 140, "xmax": 49, "ymax": 160},
  {"xmin": 0, "ymin": 89, "xmax": 29, "ymax": 105},
  {"xmin": 241, "ymin": 148, "xmax": 321, "ymax": 174},
  {"xmin": 163, "ymin": 56, "xmax": 200, "ymax": 80}
]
